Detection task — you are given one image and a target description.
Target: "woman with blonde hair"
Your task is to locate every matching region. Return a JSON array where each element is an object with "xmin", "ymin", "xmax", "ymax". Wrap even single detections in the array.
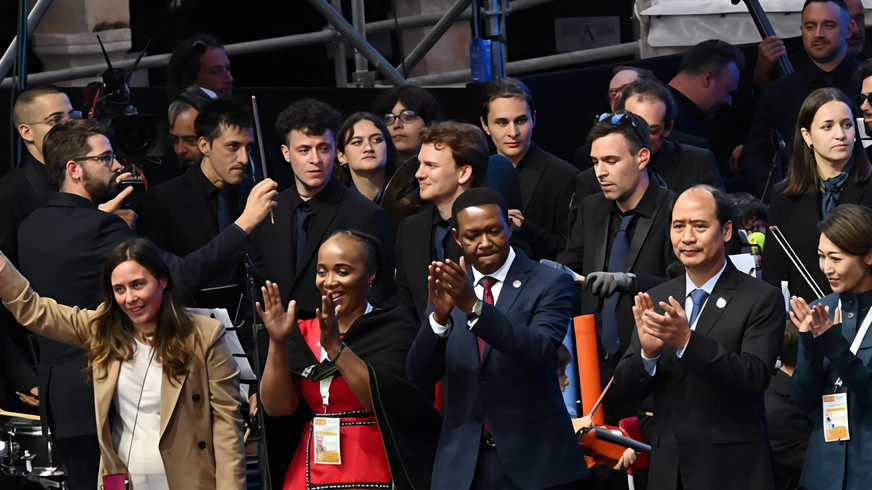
[{"xmin": 0, "ymin": 238, "xmax": 244, "ymax": 490}]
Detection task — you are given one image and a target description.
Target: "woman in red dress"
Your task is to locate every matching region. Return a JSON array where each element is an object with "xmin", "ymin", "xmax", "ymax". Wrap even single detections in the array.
[{"xmin": 257, "ymin": 230, "xmax": 441, "ymax": 490}]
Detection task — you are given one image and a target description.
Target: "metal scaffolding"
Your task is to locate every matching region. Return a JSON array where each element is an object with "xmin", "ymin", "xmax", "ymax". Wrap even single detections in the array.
[{"xmin": 0, "ymin": 0, "xmax": 636, "ymax": 88}]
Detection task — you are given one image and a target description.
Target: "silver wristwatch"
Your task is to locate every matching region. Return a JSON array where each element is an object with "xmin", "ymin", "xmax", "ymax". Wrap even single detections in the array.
[{"xmin": 466, "ymin": 299, "xmax": 484, "ymax": 321}]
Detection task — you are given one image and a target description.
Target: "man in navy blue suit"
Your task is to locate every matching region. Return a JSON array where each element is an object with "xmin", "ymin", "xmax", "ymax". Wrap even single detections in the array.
[{"xmin": 407, "ymin": 187, "xmax": 587, "ymax": 490}]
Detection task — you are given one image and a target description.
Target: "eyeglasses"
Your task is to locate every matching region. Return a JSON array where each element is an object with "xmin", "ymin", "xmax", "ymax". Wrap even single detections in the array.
[
  {"xmin": 383, "ymin": 110, "xmax": 420, "ymax": 125},
  {"xmin": 595, "ymin": 112, "xmax": 649, "ymax": 148},
  {"xmin": 856, "ymin": 93, "xmax": 870, "ymax": 107},
  {"xmin": 73, "ymin": 152, "xmax": 117, "ymax": 168},
  {"xmin": 23, "ymin": 111, "xmax": 82, "ymax": 127}
]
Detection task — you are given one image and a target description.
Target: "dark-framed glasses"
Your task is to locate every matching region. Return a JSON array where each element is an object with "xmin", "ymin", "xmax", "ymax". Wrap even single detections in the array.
[
  {"xmin": 73, "ymin": 152, "xmax": 117, "ymax": 168},
  {"xmin": 595, "ymin": 112, "xmax": 649, "ymax": 148},
  {"xmin": 856, "ymin": 93, "xmax": 870, "ymax": 107},
  {"xmin": 383, "ymin": 109, "xmax": 420, "ymax": 125},
  {"xmin": 23, "ymin": 110, "xmax": 82, "ymax": 127}
]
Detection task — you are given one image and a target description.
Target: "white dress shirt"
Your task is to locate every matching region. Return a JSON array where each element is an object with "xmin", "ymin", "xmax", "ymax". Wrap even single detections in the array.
[
  {"xmin": 429, "ymin": 248, "xmax": 517, "ymax": 336},
  {"xmin": 111, "ymin": 338, "xmax": 169, "ymax": 490},
  {"xmin": 642, "ymin": 260, "xmax": 727, "ymax": 376}
]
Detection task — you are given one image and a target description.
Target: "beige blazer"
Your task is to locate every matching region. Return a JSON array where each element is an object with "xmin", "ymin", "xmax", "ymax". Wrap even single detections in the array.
[{"xmin": 0, "ymin": 261, "xmax": 245, "ymax": 490}]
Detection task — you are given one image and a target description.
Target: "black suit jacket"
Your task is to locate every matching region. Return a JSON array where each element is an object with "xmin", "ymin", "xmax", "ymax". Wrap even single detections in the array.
[
  {"xmin": 250, "ymin": 177, "xmax": 395, "ymax": 319},
  {"xmin": 558, "ymin": 179, "xmax": 677, "ymax": 351},
  {"xmin": 612, "ymin": 262, "xmax": 784, "ymax": 490},
  {"xmin": 762, "ymin": 177, "xmax": 872, "ymax": 302},
  {"xmin": 0, "ymin": 153, "xmax": 54, "ymax": 382},
  {"xmin": 18, "ymin": 192, "xmax": 253, "ymax": 439},
  {"xmin": 765, "ymin": 370, "xmax": 812, "ymax": 480},
  {"xmin": 137, "ymin": 164, "xmax": 252, "ymax": 318},
  {"xmin": 742, "ymin": 54, "xmax": 861, "ymax": 197},
  {"xmin": 514, "ymin": 143, "xmax": 579, "ymax": 261}
]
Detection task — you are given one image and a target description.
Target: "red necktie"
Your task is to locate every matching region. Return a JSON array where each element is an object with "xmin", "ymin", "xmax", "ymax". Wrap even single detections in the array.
[
  {"xmin": 480, "ymin": 277, "xmax": 497, "ymax": 435},
  {"xmin": 479, "ymin": 277, "xmax": 497, "ymax": 358}
]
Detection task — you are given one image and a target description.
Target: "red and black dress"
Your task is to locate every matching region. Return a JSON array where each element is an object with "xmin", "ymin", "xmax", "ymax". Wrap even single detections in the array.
[{"xmin": 282, "ymin": 306, "xmax": 442, "ymax": 490}]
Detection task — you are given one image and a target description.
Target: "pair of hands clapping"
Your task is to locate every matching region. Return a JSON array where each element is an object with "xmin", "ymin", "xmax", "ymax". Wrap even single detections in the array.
[
  {"xmin": 631, "ymin": 293, "xmax": 693, "ymax": 358},
  {"xmin": 255, "ymin": 281, "xmax": 343, "ymax": 356},
  {"xmin": 428, "ymin": 257, "xmax": 478, "ymax": 325},
  {"xmin": 789, "ymin": 296, "xmax": 838, "ymax": 338}
]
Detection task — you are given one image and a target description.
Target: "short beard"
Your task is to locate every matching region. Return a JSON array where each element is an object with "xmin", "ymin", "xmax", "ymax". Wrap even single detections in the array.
[{"xmin": 82, "ymin": 165, "xmax": 114, "ymax": 203}]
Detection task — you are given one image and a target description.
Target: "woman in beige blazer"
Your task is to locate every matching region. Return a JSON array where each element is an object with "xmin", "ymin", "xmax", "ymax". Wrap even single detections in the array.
[{"xmin": 0, "ymin": 238, "xmax": 244, "ymax": 490}]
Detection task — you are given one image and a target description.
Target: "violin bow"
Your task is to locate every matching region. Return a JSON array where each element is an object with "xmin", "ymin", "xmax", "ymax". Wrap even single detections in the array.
[
  {"xmin": 768, "ymin": 225, "xmax": 824, "ymax": 299},
  {"xmin": 251, "ymin": 95, "xmax": 275, "ymax": 225},
  {"xmin": 587, "ymin": 377, "xmax": 613, "ymax": 420}
]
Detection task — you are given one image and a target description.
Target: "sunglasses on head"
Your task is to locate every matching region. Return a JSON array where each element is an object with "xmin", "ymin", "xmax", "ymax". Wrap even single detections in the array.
[{"xmin": 595, "ymin": 112, "xmax": 649, "ymax": 149}]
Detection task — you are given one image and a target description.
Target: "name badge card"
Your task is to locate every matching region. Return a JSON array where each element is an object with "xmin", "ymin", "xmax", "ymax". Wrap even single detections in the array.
[
  {"xmin": 313, "ymin": 417, "xmax": 341, "ymax": 464},
  {"xmin": 822, "ymin": 393, "xmax": 850, "ymax": 442}
]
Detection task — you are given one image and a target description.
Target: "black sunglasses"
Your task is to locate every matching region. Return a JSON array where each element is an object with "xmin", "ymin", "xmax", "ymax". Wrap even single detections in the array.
[{"xmin": 856, "ymin": 93, "xmax": 870, "ymax": 107}]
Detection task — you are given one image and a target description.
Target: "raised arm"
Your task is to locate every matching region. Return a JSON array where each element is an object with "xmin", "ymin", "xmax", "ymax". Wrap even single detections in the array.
[
  {"xmin": 0, "ymin": 251, "xmax": 92, "ymax": 348},
  {"xmin": 255, "ymin": 282, "xmax": 301, "ymax": 417}
]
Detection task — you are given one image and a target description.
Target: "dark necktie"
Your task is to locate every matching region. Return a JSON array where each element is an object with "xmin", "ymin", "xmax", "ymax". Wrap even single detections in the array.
[
  {"xmin": 217, "ymin": 188, "xmax": 233, "ymax": 232},
  {"xmin": 688, "ymin": 288, "xmax": 709, "ymax": 328},
  {"xmin": 295, "ymin": 201, "xmax": 314, "ymax": 266},
  {"xmin": 602, "ymin": 214, "xmax": 635, "ymax": 354},
  {"xmin": 480, "ymin": 276, "xmax": 497, "ymax": 434},
  {"xmin": 434, "ymin": 220, "xmax": 451, "ymax": 262}
]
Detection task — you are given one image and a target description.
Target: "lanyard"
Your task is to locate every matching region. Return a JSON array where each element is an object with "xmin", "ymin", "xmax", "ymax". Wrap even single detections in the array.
[{"xmin": 832, "ymin": 300, "xmax": 872, "ymax": 390}]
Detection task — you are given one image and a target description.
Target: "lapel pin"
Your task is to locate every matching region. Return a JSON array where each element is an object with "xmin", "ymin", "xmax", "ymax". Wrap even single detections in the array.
[
  {"xmin": 716, "ymin": 297, "xmax": 726, "ymax": 308},
  {"xmin": 513, "ymin": 280, "xmax": 521, "ymax": 288},
  {"xmin": 849, "ymin": 312, "xmax": 855, "ymax": 319}
]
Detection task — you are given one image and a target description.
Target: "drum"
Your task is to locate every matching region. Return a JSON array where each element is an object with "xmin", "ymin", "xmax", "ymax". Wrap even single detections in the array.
[{"xmin": 2, "ymin": 418, "xmax": 50, "ymax": 474}]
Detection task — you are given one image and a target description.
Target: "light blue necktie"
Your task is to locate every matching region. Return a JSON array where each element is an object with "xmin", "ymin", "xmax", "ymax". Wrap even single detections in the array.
[{"xmin": 689, "ymin": 289, "xmax": 709, "ymax": 328}]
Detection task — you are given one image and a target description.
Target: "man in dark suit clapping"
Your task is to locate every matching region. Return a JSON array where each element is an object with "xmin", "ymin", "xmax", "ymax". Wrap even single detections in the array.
[
  {"xmin": 613, "ymin": 185, "xmax": 784, "ymax": 490},
  {"xmin": 408, "ymin": 187, "xmax": 587, "ymax": 490}
]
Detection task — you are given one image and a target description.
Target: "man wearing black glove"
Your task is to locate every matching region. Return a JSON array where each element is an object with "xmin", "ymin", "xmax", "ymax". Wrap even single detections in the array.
[{"xmin": 557, "ymin": 112, "xmax": 678, "ymax": 422}]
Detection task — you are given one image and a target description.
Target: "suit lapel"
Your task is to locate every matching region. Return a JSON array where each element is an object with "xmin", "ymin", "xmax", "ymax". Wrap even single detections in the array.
[
  {"xmin": 182, "ymin": 168, "xmax": 219, "ymax": 239},
  {"xmin": 410, "ymin": 209, "xmax": 437, "ymax": 293},
  {"xmin": 481, "ymin": 253, "xmax": 532, "ymax": 363},
  {"xmin": 624, "ymin": 189, "xmax": 665, "ymax": 270},
  {"xmin": 95, "ymin": 360, "xmax": 126, "ymax": 471},
  {"xmin": 840, "ymin": 177, "xmax": 867, "ymax": 207},
  {"xmin": 292, "ymin": 201, "xmax": 338, "ymax": 286},
  {"xmin": 159, "ymin": 366, "xmax": 189, "ymax": 439},
  {"xmin": 517, "ymin": 144, "xmax": 547, "ymax": 213},
  {"xmin": 594, "ymin": 205, "xmax": 610, "ymax": 271}
]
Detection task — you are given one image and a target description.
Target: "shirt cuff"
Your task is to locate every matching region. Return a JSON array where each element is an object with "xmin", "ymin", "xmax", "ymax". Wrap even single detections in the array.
[
  {"xmin": 467, "ymin": 316, "xmax": 480, "ymax": 329},
  {"xmin": 429, "ymin": 313, "xmax": 452, "ymax": 337},
  {"xmin": 675, "ymin": 336, "xmax": 691, "ymax": 358},
  {"xmin": 641, "ymin": 351, "xmax": 660, "ymax": 377}
]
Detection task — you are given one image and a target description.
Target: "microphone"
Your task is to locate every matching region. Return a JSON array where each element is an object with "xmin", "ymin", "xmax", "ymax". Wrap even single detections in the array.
[{"xmin": 762, "ymin": 130, "xmax": 787, "ymax": 204}]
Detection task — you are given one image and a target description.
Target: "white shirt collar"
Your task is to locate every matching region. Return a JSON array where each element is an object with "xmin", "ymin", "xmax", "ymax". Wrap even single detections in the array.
[
  {"xmin": 471, "ymin": 247, "xmax": 516, "ymax": 286},
  {"xmin": 197, "ymin": 86, "xmax": 219, "ymax": 99},
  {"xmin": 364, "ymin": 303, "xmax": 374, "ymax": 314},
  {"xmin": 685, "ymin": 259, "xmax": 727, "ymax": 298}
]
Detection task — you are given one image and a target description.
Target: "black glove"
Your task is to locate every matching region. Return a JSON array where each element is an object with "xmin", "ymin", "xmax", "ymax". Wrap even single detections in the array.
[{"xmin": 582, "ymin": 272, "xmax": 635, "ymax": 298}]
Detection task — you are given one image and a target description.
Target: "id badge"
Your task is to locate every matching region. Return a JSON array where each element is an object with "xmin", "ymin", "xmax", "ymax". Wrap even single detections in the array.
[
  {"xmin": 822, "ymin": 393, "xmax": 850, "ymax": 442},
  {"xmin": 313, "ymin": 417, "xmax": 341, "ymax": 464}
]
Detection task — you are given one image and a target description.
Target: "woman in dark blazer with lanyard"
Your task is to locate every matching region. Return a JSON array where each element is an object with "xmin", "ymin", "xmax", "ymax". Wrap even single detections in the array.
[
  {"xmin": 790, "ymin": 204, "xmax": 872, "ymax": 490},
  {"xmin": 763, "ymin": 88, "xmax": 872, "ymax": 302}
]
